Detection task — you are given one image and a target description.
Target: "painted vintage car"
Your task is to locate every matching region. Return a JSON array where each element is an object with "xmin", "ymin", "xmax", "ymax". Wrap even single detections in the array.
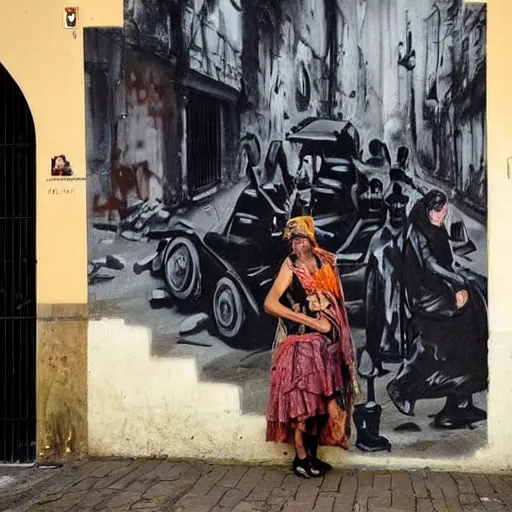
[
  {"xmin": 133, "ymin": 118, "xmax": 381, "ymax": 348},
  {"xmin": 134, "ymin": 118, "xmax": 486, "ymax": 350},
  {"xmin": 136, "ymin": 166, "xmax": 291, "ymax": 348}
]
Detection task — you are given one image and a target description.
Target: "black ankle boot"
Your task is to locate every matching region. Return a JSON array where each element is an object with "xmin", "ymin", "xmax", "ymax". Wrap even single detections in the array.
[
  {"xmin": 433, "ymin": 395, "xmax": 487, "ymax": 429},
  {"xmin": 353, "ymin": 403, "xmax": 392, "ymax": 453},
  {"xmin": 292, "ymin": 455, "xmax": 322, "ymax": 478},
  {"xmin": 304, "ymin": 434, "xmax": 332, "ymax": 473}
]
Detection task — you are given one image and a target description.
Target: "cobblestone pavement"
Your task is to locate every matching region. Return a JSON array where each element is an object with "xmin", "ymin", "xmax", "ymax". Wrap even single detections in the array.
[{"xmin": 1, "ymin": 459, "xmax": 511, "ymax": 511}]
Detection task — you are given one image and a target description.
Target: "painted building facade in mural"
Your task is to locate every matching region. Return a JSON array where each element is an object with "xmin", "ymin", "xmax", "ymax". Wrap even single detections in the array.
[{"xmin": 85, "ymin": 0, "xmax": 488, "ymax": 459}]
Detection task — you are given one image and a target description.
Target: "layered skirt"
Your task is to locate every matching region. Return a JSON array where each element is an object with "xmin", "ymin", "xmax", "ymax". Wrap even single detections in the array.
[{"xmin": 266, "ymin": 332, "xmax": 351, "ymax": 449}]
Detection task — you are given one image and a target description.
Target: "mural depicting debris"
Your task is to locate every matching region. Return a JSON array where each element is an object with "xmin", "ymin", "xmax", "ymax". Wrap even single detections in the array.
[
  {"xmin": 88, "ymin": 254, "xmax": 126, "ymax": 285},
  {"xmin": 85, "ymin": 0, "xmax": 487, "ymax": 458}
]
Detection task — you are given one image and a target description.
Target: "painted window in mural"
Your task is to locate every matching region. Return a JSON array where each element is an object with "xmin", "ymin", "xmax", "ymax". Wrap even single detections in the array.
[{"xmin": 85, "ymin": 0, "xmax": 487, "ymax": 460}]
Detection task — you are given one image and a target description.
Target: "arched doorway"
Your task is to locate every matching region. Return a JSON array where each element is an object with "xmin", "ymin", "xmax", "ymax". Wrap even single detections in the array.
[{"xmin": 0, "ymin": 63, "xmax": 36, "ymax": 463}]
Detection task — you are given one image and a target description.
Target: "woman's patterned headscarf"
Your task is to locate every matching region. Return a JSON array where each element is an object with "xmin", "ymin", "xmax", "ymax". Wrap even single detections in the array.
[
  {"xmin": 283, "ymin": 216, "xmax": 341, "ymax": 298},
  {"xmin": 283, "ymin": 216, "xmax": 317, "ymax": 244}
]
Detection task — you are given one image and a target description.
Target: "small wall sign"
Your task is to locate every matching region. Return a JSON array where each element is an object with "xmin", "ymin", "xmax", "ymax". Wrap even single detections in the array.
[
  {"xmin": 63, "ymin": 7, "xmax": 78, "ymax": 29},
  {"xmin": 51, "ymin": 154, "xmax": 73, "ymax": 176}
]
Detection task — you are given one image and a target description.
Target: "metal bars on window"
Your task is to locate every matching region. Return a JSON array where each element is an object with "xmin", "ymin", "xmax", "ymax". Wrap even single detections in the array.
[
  {"xmin": 0, "ymin": 63, "xmax": 37, "ymax": 464},
  {"xmin": 186, "ymin": 90, "xmax": 222, "ymax": 196}
]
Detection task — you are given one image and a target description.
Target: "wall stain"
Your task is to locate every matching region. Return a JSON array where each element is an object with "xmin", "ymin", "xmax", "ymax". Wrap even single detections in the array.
[{"xmin": 37, "ymin": 305, "xmax": 88, "ymax": 462}]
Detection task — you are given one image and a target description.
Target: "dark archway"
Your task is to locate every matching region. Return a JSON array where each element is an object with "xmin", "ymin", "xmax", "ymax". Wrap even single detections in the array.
[{"xmin": 0, "ymin": 63, "xmax": 36, "ymax": 463}]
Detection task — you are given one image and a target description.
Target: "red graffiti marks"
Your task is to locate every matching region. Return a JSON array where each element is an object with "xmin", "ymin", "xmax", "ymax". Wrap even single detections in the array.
[
  {"xmin": 125, "ymin": 68, "xmax": 167, "ymax": 122},
  {"xmin": 92, "ymin": 155, "xmax": 153, "ymax": 216}
]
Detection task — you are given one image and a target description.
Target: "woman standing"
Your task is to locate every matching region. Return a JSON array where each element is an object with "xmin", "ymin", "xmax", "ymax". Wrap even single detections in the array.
[{"xmin": 264, "ymin": 216, "xmax": 360, "ymax": 478}]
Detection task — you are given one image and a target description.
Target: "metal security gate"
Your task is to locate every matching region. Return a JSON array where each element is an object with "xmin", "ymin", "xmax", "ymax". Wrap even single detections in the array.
[
  {"xmin": 0, "ymin": 63, "xmax": 37, "ymax": 463},
  {"xmin": 186, "ymin": 90, "xmax": 222, "ymax": 196}
]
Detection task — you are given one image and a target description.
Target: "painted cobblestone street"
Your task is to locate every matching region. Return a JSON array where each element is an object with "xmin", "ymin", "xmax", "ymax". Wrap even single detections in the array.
[{"xmin": 1, "ymin": 459, "xmax": 510, "ymax": 511}]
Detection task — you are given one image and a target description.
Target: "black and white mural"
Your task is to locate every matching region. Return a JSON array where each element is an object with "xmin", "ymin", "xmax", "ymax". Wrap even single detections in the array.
[{"xmin": 85, "ymin": 0, "xmax": 488, "ymax": 458}]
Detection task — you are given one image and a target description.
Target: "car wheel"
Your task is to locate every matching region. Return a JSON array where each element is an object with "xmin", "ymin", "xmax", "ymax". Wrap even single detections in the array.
[
  {"xmin": 164, "ymin": 237, "xmax": 201, "ymax": 302},
  {"xmin": 212, "ymin": 277, "xmax": 246, "ymax": 342}
]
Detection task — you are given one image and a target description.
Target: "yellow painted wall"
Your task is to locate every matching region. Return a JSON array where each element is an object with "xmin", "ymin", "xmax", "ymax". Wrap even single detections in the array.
[
  {"xmin": 0, "ymin": 2, "xmax": 123, "ymax": 304},
  {"xmin": 0, "ymin": 0, "xmax": 123, "ymax": 460},
  {"xmin": 6, "ymin": 0, "xmax": 512, "ymax": 471}
]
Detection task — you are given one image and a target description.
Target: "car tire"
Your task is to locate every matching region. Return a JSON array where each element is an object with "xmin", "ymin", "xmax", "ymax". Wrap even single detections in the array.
[
  {"xmin": 212, "ymin": 276, "xmax": 247, "ymax": 344},
  {"xmin": 164, "ymin": 237, "xmax": 202, "ymax": 303}
]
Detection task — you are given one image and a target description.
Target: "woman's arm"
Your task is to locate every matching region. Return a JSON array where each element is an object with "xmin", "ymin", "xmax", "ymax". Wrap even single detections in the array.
[
  {"xmin": 414, "ymin": 230, "xmax": 466, "ymax": 290},
  {"xmin": 264, "ymin": 258, "xmax": 331, "ymax": 334}
]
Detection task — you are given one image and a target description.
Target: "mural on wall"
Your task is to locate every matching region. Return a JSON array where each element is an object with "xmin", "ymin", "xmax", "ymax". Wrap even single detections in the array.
[{"xmin": 85, "ymin": 0, "xmax": 488, "ymax": 459}]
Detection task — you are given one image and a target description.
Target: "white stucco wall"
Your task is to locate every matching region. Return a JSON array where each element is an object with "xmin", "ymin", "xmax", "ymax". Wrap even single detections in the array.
[{"xmin": 88, "ymin": 319, "xmax": 512, "ymax": 473}]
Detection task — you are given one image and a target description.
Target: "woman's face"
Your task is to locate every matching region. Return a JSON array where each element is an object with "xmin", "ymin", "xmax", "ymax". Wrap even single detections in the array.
[
  {"xmin": 54, "ymin": 157, "xmax": 66, "ymax": 170},
  {"xmin": 291, "ymin": 236, "xmax": 313, "ymax": 257},
  {"xmin": 428, "ymin": 203, "xmax": 448, "ymax": 226}
]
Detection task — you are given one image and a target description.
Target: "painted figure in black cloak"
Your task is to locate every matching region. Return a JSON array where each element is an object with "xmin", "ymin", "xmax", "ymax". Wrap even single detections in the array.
[
  {"xmin": 386, "ymin": 190, "xmax": 488, "ymax": 429},
  {"xmin": 387, "ymin": 146, "xmax": 427, "ymax": 200},
  {"xmin": 350, "ymin": 184, "xmax": 409, "ymax": 453},
  {"xmin": 365, "ymin": 183, "xmax": 410, "ymax": 375},
  {"xmin": 365, "ymin": 139, "xmax": 392, "ymax": 168}
]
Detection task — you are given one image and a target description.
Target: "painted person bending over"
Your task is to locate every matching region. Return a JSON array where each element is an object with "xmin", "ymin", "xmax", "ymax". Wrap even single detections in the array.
[{"xmin": 264, "ymin": 216, "xmax": 360, "ymax": 478}]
